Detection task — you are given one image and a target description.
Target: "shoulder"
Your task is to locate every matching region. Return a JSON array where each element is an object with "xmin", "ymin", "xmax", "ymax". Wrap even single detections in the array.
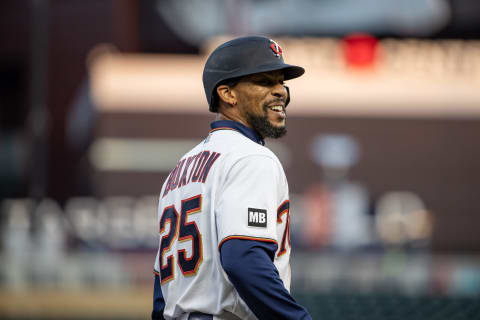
[
  {"xmin": 224, "ymin": 152, "xmax": 285, "ymax": 188},
  {"xmin": 211, "ymin": 130, "xmax": 278, "ymax": 161},
  {"xmin": 207, "ymin": 130, "xmax": 285, "ymax": 178},
  {"xmin": 228, "ymin": 143, "xmax": 282, "ymax": 174}
]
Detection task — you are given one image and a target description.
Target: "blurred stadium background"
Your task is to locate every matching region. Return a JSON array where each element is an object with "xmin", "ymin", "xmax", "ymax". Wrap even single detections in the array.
[{"xmin": 1, "ymin": 0, "xmax": 480, "ymax": 319}]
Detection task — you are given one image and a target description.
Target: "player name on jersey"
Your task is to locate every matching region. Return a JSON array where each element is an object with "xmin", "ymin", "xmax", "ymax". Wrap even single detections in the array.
[{"xmin": 163, "ymin": 150, "xmax": 221, "ymax": 197}]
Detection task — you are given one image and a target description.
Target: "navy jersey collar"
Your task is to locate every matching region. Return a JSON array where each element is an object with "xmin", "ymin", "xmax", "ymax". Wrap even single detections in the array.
[{"xmin": 210, "ymin": 120, "xmax": 265, "ymax": 146}]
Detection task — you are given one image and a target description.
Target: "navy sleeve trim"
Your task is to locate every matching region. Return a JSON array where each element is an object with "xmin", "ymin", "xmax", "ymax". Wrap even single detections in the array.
[
  {"xmin": 152, "ymin": 274, "xmax": 166, "ymax": 320},
  {"xmin": 218, "ymin": 235, "xmax": 277, "ymax": 253},
  {"xmin": 220, "ymin": 239, "xmax": 312, "ymax": 320}
]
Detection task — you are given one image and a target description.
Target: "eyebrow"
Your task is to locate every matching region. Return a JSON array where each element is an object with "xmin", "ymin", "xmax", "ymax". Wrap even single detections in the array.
[{"xmin": 250, "ymin": 73, "xmax": 284, "ymax": 81}]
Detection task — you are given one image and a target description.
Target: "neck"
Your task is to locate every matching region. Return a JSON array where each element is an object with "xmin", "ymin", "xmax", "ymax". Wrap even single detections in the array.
[{"xmin": 217, "ymin": 111, "xmax": 252, "ymax": 129}]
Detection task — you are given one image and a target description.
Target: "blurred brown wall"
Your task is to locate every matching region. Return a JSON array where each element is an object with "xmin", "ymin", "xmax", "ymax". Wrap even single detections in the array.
[
  {"xmin": 0, "ymin": 0, "xmax": 142, "ymax": 201},
  {"xmin": 96, "ymin": 113, "xmax": 480, "ymax": 252}
]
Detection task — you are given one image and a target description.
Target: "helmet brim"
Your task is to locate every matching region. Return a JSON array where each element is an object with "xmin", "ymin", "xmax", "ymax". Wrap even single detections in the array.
[{"xmin": 234, "ymin": 63, "xmax": 305, "ymax": 81}]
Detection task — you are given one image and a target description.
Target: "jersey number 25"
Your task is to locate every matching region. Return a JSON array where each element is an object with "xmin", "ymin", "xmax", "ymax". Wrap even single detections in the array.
[{"xmin": 159, "ymin": 195, "xmax": 203, "ymax": 284}]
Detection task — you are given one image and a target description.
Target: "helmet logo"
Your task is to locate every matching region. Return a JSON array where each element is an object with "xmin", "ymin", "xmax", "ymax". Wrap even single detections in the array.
[{"xmin": 269, "ymin": 39, "xmax": 283, "ymax": 58}]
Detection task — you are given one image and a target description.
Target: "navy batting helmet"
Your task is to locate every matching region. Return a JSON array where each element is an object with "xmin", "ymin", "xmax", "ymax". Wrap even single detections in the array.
[{"xmin": 203, "ymin": 36, "xmax": 305, "ymax": 112}]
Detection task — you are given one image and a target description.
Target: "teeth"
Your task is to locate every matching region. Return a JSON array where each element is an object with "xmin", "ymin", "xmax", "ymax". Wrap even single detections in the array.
[{"xmin": 270, "ymin": 105, "xmax": 283, "ymax": 112}]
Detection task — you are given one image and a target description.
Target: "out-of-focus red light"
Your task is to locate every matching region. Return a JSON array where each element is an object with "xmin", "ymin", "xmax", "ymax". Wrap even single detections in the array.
[{"xmin": 342, "ymin": 33, "xmax": 379, "ymax": 68}]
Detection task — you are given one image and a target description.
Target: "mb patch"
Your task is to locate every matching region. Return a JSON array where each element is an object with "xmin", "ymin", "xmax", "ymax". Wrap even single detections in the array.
[{"xmin": 248, "ymin": 208, "xmax": 267, "ymax": 227}]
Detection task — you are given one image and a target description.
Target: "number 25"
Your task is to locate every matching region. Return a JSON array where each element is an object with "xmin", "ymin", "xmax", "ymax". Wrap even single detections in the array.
[{"xmin": 159, "ymin": 195, "xmax": 203, "ymax": 284}]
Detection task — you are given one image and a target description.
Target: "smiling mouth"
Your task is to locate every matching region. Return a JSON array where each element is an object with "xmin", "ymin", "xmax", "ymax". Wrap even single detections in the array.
[
  {"xmin": 267, "ymin": 105, "xmax": 286, "ymax": 120},
  {"xmin": 267, "ymin": 102, "xmax": 287, "ymax": 116},
  {"xmin": 268, "ymin": 105, "xmax": 284, "ymax": 113}
]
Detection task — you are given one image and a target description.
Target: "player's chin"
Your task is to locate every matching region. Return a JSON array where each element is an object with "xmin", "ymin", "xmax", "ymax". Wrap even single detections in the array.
[
  {"xmin": 248, "ymin": 112, "xmax": 287, "ymax": 138},
  {"xmin": 265, "ymin": 120, "xmax": 287, "ymax": 139},
  {"xmin": 268, "ymin": 116, "xmax": 286, "ymax": 128}
]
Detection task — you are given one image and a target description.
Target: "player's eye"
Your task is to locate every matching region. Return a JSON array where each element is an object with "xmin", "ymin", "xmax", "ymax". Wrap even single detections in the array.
[
  {"xmin": 253, "ymin": 79, "xmax": 270, "ymax": 86},
  {"xmin": 253, "ymin": 78, "xmax": 278, "ymax": 86}
]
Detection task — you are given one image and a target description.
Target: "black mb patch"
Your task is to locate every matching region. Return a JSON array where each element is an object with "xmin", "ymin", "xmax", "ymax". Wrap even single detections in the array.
[{"xmin": 248, "ymin": 208, "xmax": 267, "ymax": 227}]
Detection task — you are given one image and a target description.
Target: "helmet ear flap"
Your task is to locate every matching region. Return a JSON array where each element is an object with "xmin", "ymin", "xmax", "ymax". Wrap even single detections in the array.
[{"xmin": 284, "ymin": 85, "xmax": 290, "ymax": 107}]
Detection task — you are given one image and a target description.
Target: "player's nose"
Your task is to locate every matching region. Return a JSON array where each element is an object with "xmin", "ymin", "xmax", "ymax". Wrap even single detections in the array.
[{"xmin": 271, "ymin": 82, "xmax": 288, "ymax": 102}]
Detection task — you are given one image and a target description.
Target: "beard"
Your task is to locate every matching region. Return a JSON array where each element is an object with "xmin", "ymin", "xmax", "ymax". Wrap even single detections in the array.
[{"xmin": 246, "ymin": 105, "xmax": 287, "ymax": 139}]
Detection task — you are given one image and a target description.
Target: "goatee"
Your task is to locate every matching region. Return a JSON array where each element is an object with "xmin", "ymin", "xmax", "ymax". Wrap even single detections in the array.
[{"xmin": 247, "ymin": 108, "xmax": 287, "ymax": 139}]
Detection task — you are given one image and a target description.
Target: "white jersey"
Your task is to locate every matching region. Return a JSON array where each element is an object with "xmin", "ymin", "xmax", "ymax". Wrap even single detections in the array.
[{"xmin": 153, "ymin": 125, "xmax": 291, "ymax": 320}]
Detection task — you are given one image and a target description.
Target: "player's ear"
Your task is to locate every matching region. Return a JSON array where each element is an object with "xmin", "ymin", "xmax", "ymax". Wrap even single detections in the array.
[{"xmin": 216, "ymin": 85, "xmax": 237, "ymax": 107}]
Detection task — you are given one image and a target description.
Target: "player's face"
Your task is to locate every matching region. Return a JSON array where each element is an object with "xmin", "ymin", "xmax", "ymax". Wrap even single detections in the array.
[{"xmin": 233, "ymin": 71, "xmax": 288, "ymax": 138}]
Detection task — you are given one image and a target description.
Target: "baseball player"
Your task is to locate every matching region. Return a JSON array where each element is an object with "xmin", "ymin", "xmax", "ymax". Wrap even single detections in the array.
[{"xmin": 152, "ymin": 36, "xmax": 312, "ymax": 320}]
